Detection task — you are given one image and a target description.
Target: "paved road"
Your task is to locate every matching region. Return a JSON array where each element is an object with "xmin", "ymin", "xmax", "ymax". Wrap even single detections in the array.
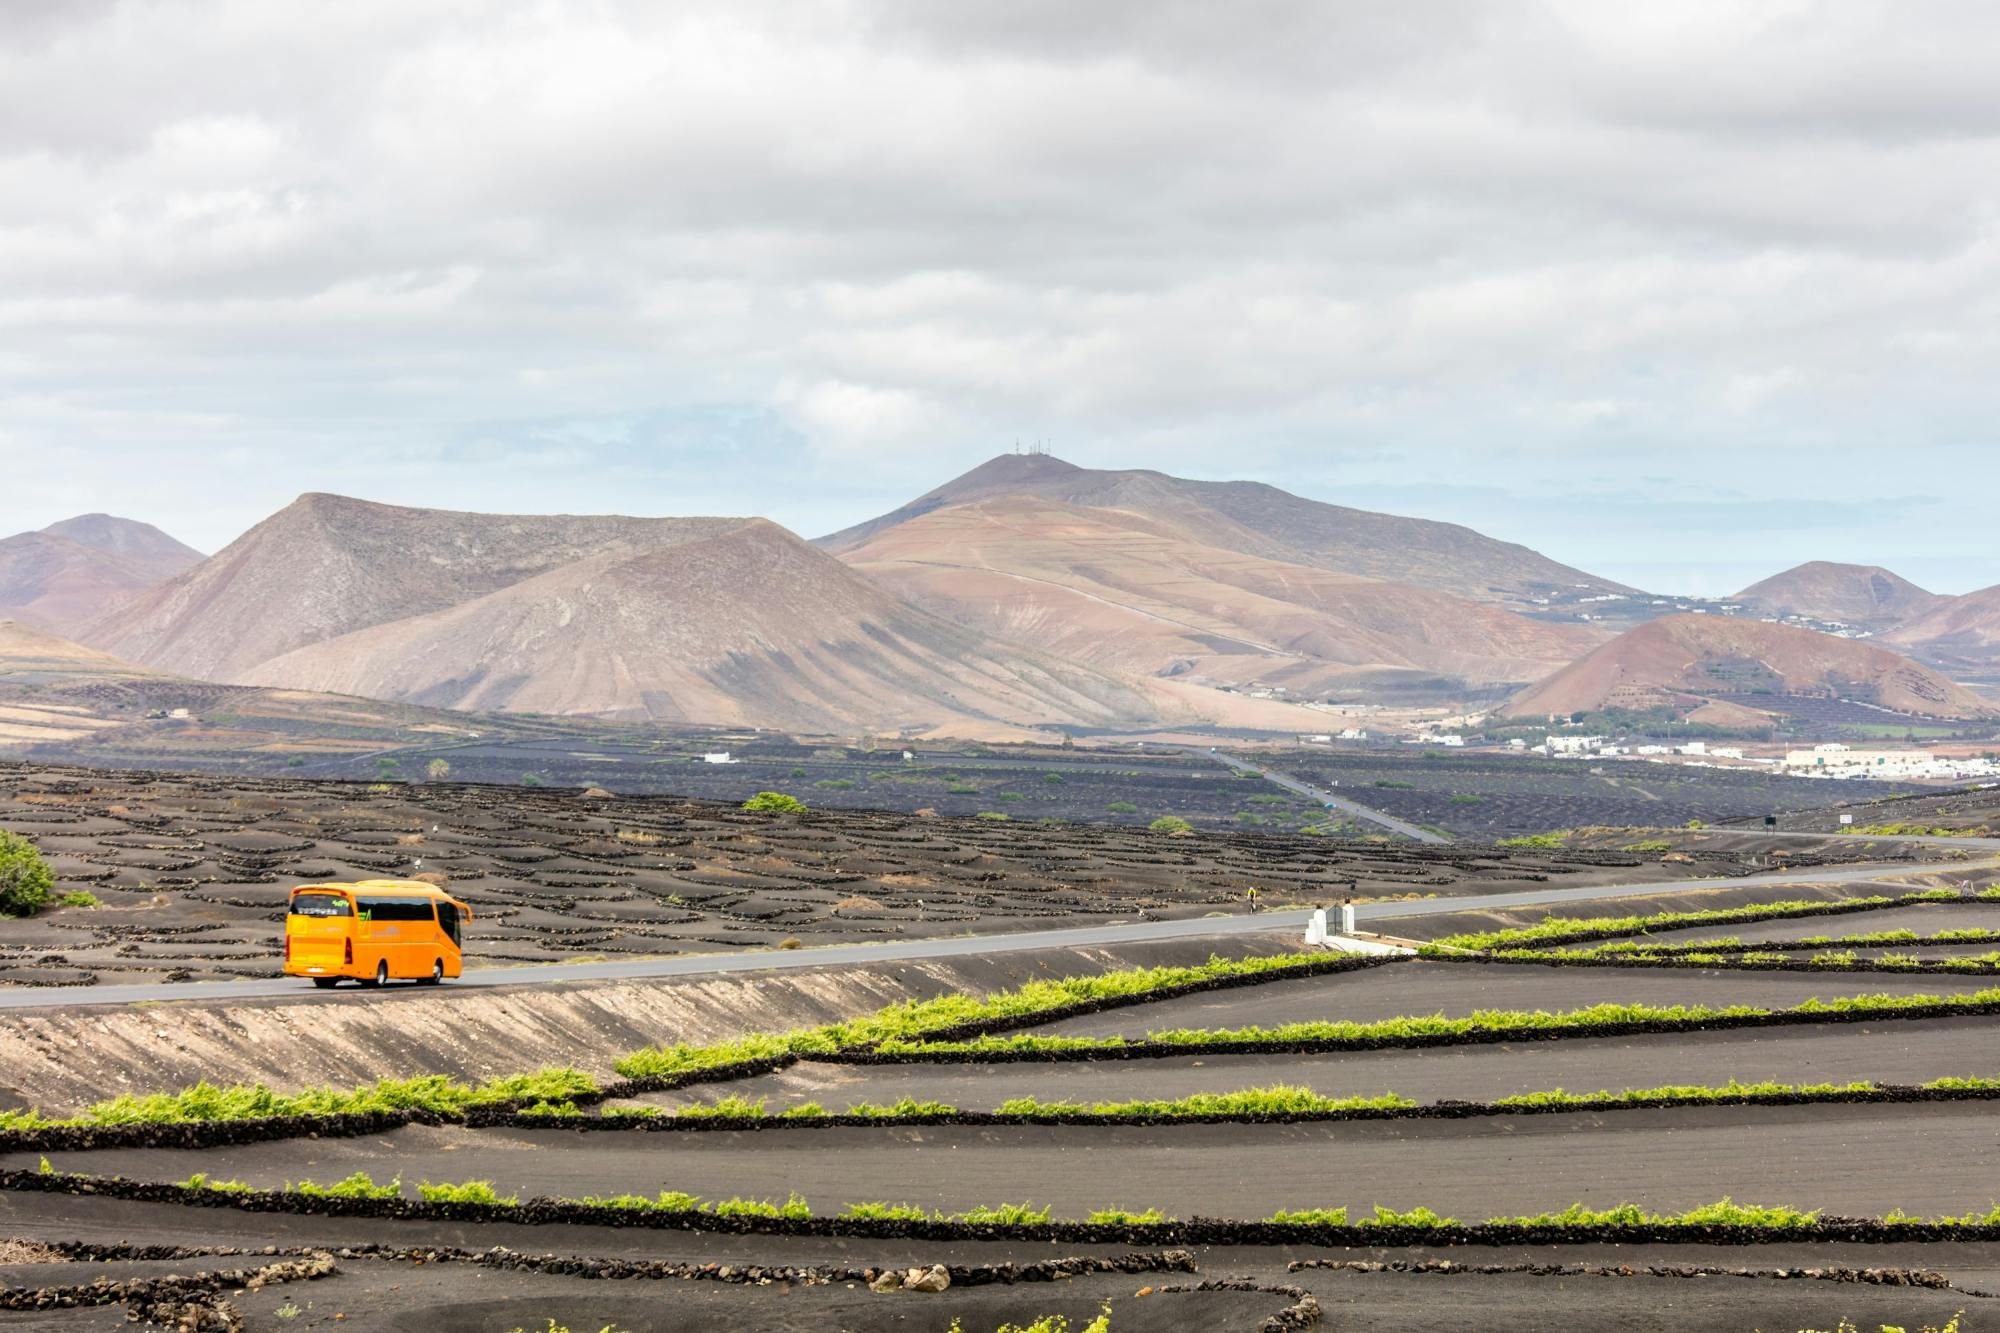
[
  {"xmin": 1193, "ymin": 747, "xmax": 1451, "ymax": 844},
  {"xmin": 6, "ymin": 847, "xmax": 1994, "ymax": 1011}
]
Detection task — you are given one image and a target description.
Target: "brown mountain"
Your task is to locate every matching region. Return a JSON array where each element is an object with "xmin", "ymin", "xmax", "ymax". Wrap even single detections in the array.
[
  {"xmin": 1882, "ymin": 584, "xmax": 2000, "ymax": 668},
  {"xmin": 235, "ymin": 519, "xmax": 1154, "ymax": 733},
  {"xmin": 1501, "ymin": 615, "xmax": 1997, "ymax": 721},
  {"xmin": 86, "ymin": 493, "xmax": 747, "ymax": 681},
  {"xmin": 0, "ymin": 515, "xmax": 202, "ymax": 635},
  {"xmin": 841, "ymin": 495, "xmax": 1601, "ymax": 695},
  {"xmin": 1733, "ymin": 562, "xmax": 1945, "ymax": 629},
  {"xmin": 41, "ymin": 514, "xmax": 204, "ymax": 575},
  {"xmin": 821, "ymin": 453, "xmax": 1633, "ymax": 608}
]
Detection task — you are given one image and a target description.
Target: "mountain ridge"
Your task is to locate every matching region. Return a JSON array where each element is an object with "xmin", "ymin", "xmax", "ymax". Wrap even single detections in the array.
[
  {"xmin": 820, "ymin": 453, "xmax": 1635, "ymax": 609},
  {"xmin": 235, "ymin": 517, "xmax": 1159, "ymax": 733},
  {"xmin": 841, "ymin": 493, "xmax": 1602, "ymax": 695},
  {"xmin": 85, "ymin": 493, "xmax": 748, "ymax": 681}
]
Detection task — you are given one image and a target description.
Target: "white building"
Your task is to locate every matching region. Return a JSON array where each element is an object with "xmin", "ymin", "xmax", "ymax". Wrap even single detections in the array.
[
  {"xmin": 1545, "ymin": 735, "xmax": 1604, "ymax": 756},
  {"xmin": 701, "ymin": 752, "xmax": 736, "ymax": 764}
]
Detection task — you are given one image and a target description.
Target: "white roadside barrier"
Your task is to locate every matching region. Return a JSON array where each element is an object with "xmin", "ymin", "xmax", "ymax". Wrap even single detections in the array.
[{"xmin": 1306, "ymin": 906, "xmax": 1416, "ymax": 957}]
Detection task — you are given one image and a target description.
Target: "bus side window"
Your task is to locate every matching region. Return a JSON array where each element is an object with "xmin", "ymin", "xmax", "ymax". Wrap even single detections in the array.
[{"xmin": 437, "ymin": 900, "xmax": 461, "ymax": 947}]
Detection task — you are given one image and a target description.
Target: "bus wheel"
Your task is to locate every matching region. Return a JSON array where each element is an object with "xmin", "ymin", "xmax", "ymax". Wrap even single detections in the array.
[
  {"xmin": 312, "ymin": 978, "xmax": 339, "ymax": 990},
  {"xmin": 425, "ymin": 960, "xmax": 444, "ymax": 985},
  {"xmin": 364, "ymin": 961, "xmax": 387, "ymax": 987}
]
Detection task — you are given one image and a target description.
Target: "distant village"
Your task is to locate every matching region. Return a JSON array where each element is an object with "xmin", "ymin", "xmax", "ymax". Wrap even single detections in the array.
[{"xmin": 1296, "ymin": 713, "xmax": 2000, "ymax": 785}]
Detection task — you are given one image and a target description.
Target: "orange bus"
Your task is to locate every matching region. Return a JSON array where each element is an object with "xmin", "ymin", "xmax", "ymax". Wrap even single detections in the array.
[{"xmin": 284, "ymin": 880, "xmax": 472, "ymax": 988}]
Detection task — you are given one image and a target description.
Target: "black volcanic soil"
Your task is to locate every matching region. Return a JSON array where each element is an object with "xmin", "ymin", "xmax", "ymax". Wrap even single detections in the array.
[
  {"xmin": 20, "ymin": 1098, "xmax": 2000, "ymax": 1222},
  {"xmin": 7, "ymin": 768, "xmax": 2000, "ymax": 1328},
  {"xmin": 634, "ymin": 1014, "xmax": 2000, "ymax": 1113},
  {"xmin": 1016, "ymin": 958, "xmax": 2000, "ymax": 1038},
  {"xmin": 7, "ymin": 1190, "xmax": 1989, "ymax": 1332},
  {"xmin": 0, "ymin": 762, "xmax": 1943, "ymax": 989}
]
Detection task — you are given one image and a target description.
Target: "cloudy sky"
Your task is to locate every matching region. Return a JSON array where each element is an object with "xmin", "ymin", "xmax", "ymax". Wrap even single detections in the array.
[{"xmin": 5, "ymin": 1, "xmax": 1998, "ymax": 594}]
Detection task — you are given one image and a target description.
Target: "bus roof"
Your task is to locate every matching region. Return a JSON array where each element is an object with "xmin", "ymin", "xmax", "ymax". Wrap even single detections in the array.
[{"xmin": 291, "ymin": 880, "xmax": 457, "ymax": 899}]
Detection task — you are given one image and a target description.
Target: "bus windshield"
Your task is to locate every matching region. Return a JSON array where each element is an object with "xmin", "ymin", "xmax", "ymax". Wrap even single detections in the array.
[{"xmin": 289, "ymin": 893, "xmax": 353, "ymax": 917}]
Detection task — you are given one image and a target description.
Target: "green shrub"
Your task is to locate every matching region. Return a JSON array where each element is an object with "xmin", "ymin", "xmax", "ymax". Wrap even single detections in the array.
[
  {"xmin": 976, "ymin": 811, "xmax": 1010, "ymax": 821},
  {"xmin": 57, "ymin": 891, "xmax": 100, "ymax": 909},
  {"xmin": 840, "ymin": 1200, "xmax": 934, "ymax": 1221},
  {"xmin": 713, "ymin": 1192, "xmax": 810, "ymax": 1219},
  {"xmin": 964, "ymin": 1312, "xmax": 1112, "ymax": 1333},
  {"xmin": 181, "ymin": 1172, "xmax": 253, "ymax": 1194},
  {"xmin": 1269, "ymin": 1206, "xmax": 1348, "ymax": 1225},
  {"xmin": 742, "ymin": 791, "xmax": 806, "ymax": 813},
  {"xmin": 0, "ymin": 829, "xmax": 55, "ymax": 917},
  {"xmin": 1043, "ymin": 773, "xmax": 1065, "ymax": 784},
  {"xmin": 418, "ymin": 1179, "xmax": 516, "ymax": 1205},
  {"xmin": 1148, "ymin": 816, "xmax": 1193, "ymax": 835},
  {"xmin": 1358, "ymin": 1204, "xmax": 1456, "ymax": 1228},
  {"xmin": 1086, "ymin": 1207, "xmax": 1168, "ymax": 1225},
  {"xmin": 954, "ymin": 1202, "xmax": 1051, "ymax": 1225},
  {"xmin": 846, "ymin": 1097, "xmax": 957, "ymax": 1118},
  {"xmin": 993, "ymin": 1086, "xmax": 1412, "ymax": 1118},
  {"xmin": 1430, "ymin": 895, "xmax": 1901, "ymax": 953},
  {"xmin": 676, "ymin": 1096, "xmax": 767, "ymax": 1120},
  {"xmin": 77, "ymin": 1068, "xmax": 597, "ymax": 1127},
  {"xmin": 812, "ymin": 779, "xmax": 855, "ymax": 790},
  {"xmin": 1105, "ymin": 801, "xmax": 1139, "ymax": 814},
  {"xmin": 292, "ymin": 1171, "xmax": 401, "ymax": 1200}
]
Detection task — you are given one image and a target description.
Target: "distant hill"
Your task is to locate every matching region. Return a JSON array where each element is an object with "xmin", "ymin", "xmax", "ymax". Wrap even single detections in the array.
[
  {"xmin": 0, "ymin": 515, "xmax": 202, "ymax": 635},
  {"xmin": 85, "ymin": 493, "xmax": 747, "ymax": 682},
  {"xmin": 237, "ymin": 518, "xmax": 1156, "ymax": 733},
  {"xmin": 841, "ymin": 494, "xmax": 1600, "ymax": 695},
  {"xmin": 1733, "ymin": 562, "xmax": 1945, "ymax": 629},
  {"xmin": 41, "ymin": 514, "xmax": 203, "ymax": 574},
  {"xmin": 1501, "ymin": 615, "xmax": 1997, "ymax": 721},
  {"xmin": 83, "ymin": 496, "xmax": 1171, "ymax": 735},
  {"xmin": 1882, "ymin": 584, "xmax": 2000, "ymax": 668},
  {"xmin": 821, "ymin": 454, "xmax": 1634, "ymax": 609}
]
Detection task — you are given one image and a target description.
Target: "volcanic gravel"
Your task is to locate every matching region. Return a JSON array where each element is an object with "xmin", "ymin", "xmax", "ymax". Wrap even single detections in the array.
[
  {"xmin": 633, "ymin": 1014, "xmax": 2000, "ymax": 1113},
  {"xmin": 1015, "ymin": 959, "xmax": 2000, "ymax": 1038},
  {"xmin": 7, "ymin": 761, "xmax": 1890, "ymax": 990},
  {"xmin": 22, "ymin": 1098, "xmax": 2000, "ymax": 1222}
]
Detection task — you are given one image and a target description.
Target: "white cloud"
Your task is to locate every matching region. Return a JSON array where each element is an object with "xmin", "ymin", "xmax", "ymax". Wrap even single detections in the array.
[{"xmin": 1, "ymin": 1, "xmax": 1997, "ymax": 590}]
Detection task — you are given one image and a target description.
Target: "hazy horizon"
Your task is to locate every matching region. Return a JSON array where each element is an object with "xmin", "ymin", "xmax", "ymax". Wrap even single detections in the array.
[{"xmin": 8, "ymin": 2, "xmax": 2000, "ymax": 595}]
